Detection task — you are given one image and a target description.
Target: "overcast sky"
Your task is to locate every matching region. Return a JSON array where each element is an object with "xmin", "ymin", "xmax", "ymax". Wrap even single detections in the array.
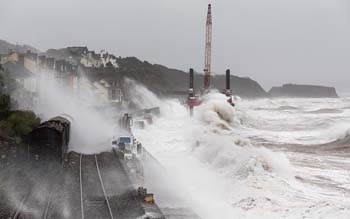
[{"xmin": 1, "ymin": 0, "xmax": 350, "ymax": 91}]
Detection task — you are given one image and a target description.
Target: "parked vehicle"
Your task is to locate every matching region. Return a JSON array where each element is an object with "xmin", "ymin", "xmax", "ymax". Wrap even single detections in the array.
[{"xmin": 113, "ymin": 135, "xmax": 135, "ymax": 160}]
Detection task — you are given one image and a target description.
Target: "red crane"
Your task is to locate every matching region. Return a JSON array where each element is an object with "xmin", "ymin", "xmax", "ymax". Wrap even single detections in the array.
[
  {"xmin": 204, "ymin": 4, "xmax": 212, "ymax": 92},
  {"xmin": 188, "ymin": 4, "xmax": 235, "ymax": 116}
]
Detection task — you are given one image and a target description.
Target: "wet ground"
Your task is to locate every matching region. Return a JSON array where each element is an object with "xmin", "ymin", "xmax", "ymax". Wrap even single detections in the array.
[{"xmin": 0, "ymin": 151, "xmax": 165, "ymax": 219}]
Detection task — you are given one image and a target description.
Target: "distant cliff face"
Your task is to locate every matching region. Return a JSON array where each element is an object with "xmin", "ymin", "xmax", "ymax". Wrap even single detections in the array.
[
  {"xmin": 269, "ymin": 84, "xmax": 338, "ymax": 98},
  {"xmin": 154, "ymin": 65, "xmax": 268, "ymax": 98},
  {"xmin": 113, "ymin": 58, "xmax": 268, "ymax": 98}
]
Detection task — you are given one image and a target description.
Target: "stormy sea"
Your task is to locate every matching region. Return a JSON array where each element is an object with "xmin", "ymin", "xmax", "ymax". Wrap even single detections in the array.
[{"xmin": 133, "ymin": 91, "xmax": 350, "ymax": 219}]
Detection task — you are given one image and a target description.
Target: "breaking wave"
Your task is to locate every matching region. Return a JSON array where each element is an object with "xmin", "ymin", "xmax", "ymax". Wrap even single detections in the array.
[
  {"xmin": 134, "ymin": 91, "xmax": 299, "ymax": 219},
  {"xmin": 191, "ymin": 93, "xmax": 295, "ymax": 179},
  {"xmin": 132, "ymin": 88, "xmax": 350, "ymax": 219}
]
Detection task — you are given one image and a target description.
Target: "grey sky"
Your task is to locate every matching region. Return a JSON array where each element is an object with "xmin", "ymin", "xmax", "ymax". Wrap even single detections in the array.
[{"xmin": 1, "ymin": 0, "xmax": 350, "ymax": 91}]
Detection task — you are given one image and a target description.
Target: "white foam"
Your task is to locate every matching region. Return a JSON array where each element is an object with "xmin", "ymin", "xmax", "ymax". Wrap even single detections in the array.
[{"xmin": 133, "ymin": 91, "xmax": 328, "ymax": 219}]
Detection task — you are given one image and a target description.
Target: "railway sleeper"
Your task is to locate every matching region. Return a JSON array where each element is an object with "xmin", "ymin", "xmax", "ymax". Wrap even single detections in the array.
[{"xmin": 85, "ymin": 197, "xmax": 106, "ymax": 207}]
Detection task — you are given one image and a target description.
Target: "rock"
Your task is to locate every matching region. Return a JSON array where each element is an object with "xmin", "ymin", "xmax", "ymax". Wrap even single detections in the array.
[{"xmin": 269, "ymin": 84, "xmax": 338, "ymax": 98}]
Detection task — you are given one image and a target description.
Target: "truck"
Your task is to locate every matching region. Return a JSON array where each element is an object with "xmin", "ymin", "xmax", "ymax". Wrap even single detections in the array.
[{"xmin": 113, "ymin": 136, "xmax": 135, "ymax": 160}]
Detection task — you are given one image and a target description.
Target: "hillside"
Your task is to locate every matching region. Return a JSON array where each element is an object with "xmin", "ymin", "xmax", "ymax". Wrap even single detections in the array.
[
  {"xmin": 83, "ymin": 56, "xmax": 268, "ymax": 98},
  {"xmin": 0, "ymin": 39, "xmax": 40, "ymax": 54},
  {"xmin": 46, "ymin": 47, "xmax": 88, "ymax": 62},
  {"xmin": 1, "ymin": 40, "xmax": 342, "ymax": 99},
  {"xmin": 1, "ymin": 42, "xmax": 268, "ymax": 98},
  {"xmin": 153, "ymin": 64, "xmax": 267, "ymax": 98}
]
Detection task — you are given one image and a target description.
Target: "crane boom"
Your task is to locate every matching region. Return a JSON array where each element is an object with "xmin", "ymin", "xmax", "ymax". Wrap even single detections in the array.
[{"xmin": 204, "ymin": 4, "xmax": 212, "ymax": 91}]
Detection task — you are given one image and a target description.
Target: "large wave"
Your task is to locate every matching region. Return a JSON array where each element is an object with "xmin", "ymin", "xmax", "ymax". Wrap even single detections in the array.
[{"xmin": 133, "ymin": 91, "xmax": 301, "ymax": 219}]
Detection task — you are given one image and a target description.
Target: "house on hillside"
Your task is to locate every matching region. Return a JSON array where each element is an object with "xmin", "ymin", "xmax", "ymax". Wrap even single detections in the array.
[
  {"xmin": 80, "ymin": 51, "xmax": 101, "ymax": 68},
  {"xmin": 109, "ymin": 80, "xmax": 123, "ymax": 103},
  {"xmin": 37, "ymin": 55, "xmax": 46, "ymax": 69},
  {"xmin": 23, "ymin": 50, "xmax": 38, "ymax": 73},
  {"xmin": 67, "ymin": 46, "xmax": 88, "ymax": 56},
  {"xmin": 100, "ymin": 52, "xmax": 118, "ymax": 68},
  {"xmin": 0, "ymin": 50, "xmax": 19, "ymax": 64},
  {"xmin": 93, "ymin": 80, "xmax": 109, "ymax": 103},
  {"xmin": 2, "ymin": 62, "xmax": 38, "ymax": 110},
  {"xmin": 2, "ymin": 62, "xmax": 37, "ymax": 93},
  {"xmin": 46, "ymin": 58, "xmax": 55, "ymax": 70},
  {"xmin": 92, "ymin": 79, "xmax": 123, "ymax": 104},
  {"xmin": 3, "ymin": 62, "xmax": 38, "ymax": 110}
]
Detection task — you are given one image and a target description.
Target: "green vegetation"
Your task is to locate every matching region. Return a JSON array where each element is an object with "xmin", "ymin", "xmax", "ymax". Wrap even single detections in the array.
[
  {"xmin": 0, "ymin": 64, "xmax": 13, "ymax": 119},
  {"xmin": 0, "ymin": 111, "xmax": 40, "ymax": 138},
  {"xmin": 0, "ymin": 94, "xmax": 11, "ymax": 119}
]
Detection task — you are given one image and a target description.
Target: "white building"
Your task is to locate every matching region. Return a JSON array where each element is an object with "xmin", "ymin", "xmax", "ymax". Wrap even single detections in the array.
[
  {"xmin": 100, "ymin": 51, "xmax": 119, "ymax": 68},
  {"xmin": 80, "ymin": 51, "xmax": 101, "ymax": 68},
  {"xmin": 92, "ymin": 79, "xmax": 123, "ymax": 104}
]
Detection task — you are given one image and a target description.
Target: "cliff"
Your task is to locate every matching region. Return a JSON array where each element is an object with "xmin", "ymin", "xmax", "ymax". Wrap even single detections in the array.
[
  {"xmin": 269, "ymin": 84, "xmax": 338, "ymax": 98},
  {"xmin": 153, "ymin": 64, "xmax": 268, "ymax": 98},
  {"xmin": 112, "ymin": 57, "xmax": 268, "ymax": 98}
]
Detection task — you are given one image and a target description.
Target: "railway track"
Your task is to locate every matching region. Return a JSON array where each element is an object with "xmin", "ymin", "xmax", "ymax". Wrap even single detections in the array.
[
  {"xmin": 11, "ymin": 163, "xmax": 57, "ymax": 219},
  {"xmin": 13, "ymin": 193, "xmax": 52, "ymax": 219},
  {"xmin": 79, "ymin": 154, "xmax": 84, "ymax": 219},
  {"xmin": 42, "ymin": 192, "xmax": 53, "ymax": 219},
  {"xmin": 12, "ymin": 195, "xmax": 27, "ymax": 219},
  {"xmin": 4, "ymin": 151, "xmax": 162, "ymax": 219},
  {"xmin": 80, "ymin": 154, "xmax": 114, "ymax": 219},
  {"xmin": 95, "ymin": 155, "xmax": 114, "ymax": 219}
]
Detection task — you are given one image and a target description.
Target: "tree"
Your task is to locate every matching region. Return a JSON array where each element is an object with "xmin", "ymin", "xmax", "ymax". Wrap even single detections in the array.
[
  {"xmin": 105, "ymin": 61, "xmax": 113, "ymax": 68},
  {"xmin": 0, "ymin": 111, "xmax": 40, "ymax": 138},
  {"xmin": 0, "ymin": 64, "xmax": 4, "ymax": 89},
  {"xmin": 0, "ymin": 94, "xmax": 11, "ymax": 119}
]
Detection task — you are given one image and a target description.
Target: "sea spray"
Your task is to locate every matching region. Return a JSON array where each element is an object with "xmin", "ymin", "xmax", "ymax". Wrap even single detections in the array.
[
  {"xmin": 32, "ymin": 73, "xmax": 116, "ymax": 154},
  {"xmin": 133, "ymin": 90, "xmax": 297, "ymax": 219},
  {"xmin": 123, "ymin": 78, "xmax": 161, "ymax": 109}
]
